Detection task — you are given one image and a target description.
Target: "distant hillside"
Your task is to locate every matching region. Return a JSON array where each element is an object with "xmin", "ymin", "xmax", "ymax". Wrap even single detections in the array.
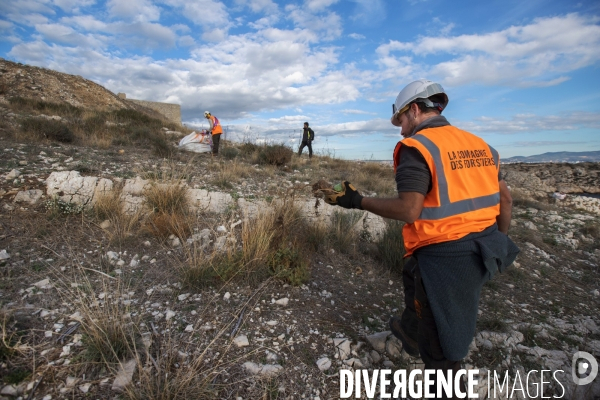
[{"xmin": 504, "ymin": 151, "xmax": 600, "ymax": 163}]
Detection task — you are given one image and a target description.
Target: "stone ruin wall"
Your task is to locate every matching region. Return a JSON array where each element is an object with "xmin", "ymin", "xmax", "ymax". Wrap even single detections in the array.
[{"xmin": 118, "ymin": 93, "xmax": 181, "ymax": 126}]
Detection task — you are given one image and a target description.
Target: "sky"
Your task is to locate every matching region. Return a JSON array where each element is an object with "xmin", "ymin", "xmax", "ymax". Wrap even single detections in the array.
[{"xmin": 1, "ymin": 0, "xmax": 599, "ymax": 160}]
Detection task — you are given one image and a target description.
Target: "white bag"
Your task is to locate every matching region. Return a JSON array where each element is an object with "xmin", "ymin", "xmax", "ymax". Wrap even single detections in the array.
[{"xmin": 178, "ymin": 131, "xmax": 212, "ymax": 153}]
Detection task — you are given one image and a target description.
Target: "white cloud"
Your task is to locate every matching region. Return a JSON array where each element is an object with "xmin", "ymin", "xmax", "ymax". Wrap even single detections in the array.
[
  {"xmin": 348, "ymin": 33, "xmax": 365, "ymax": 40},
  {"xmin": 107, "ymin": 0, "xmax": 160, "ymax": 22},
  {"xmin": 35, "ymin": 23, "xmax": 107, "ymax": 48},
  {"xmin": 248, "ymin": 15, "xmax": 280, "ymax": 30},
  {"xmin": 459, "ymin": 111, "xmax": 600, "ymax": 134},
  {"xmin": 52, "ymin": 0, "xmax": 95, "ymax": 13},
  {"xmin": 245, "ymin": 0, "xmax": 278, "ymax": 13},
  {"xmin": 350, "ymin": 0, "xmax": 384, "ymax": 24},
  {"xmin": 162, "ymin": 0, "xmax": 230, "ymax": 29},
  {"xmin": 305, "ymin": 0, "xmax": 339, "ymax": 12},
  {"xmin": 0, "ymin": 19, "xmax": 14, "ymax": 33},
  {"xmin": 268, "ymin": 115, "xmax": 310, "ymax": 124},
  {"xmin": 341, "ymin": 109, "xmax": 375, "ymax": 115},
  {"xmin": 286, "ymin": 5, "xmax": 342, "ymax": 41},
  {"xmin": 376, "ymin": 13, "xmax": 600, "ymax": 87},
  {"xmin": 62, "ymin": 15, "xmax": 107, "ymax": 31}
]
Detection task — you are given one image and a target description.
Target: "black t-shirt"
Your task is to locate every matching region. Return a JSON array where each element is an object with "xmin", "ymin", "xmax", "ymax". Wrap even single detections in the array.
[{"xmin": 395, "ymin": 116, "xmax": 501, "ymax": 195}]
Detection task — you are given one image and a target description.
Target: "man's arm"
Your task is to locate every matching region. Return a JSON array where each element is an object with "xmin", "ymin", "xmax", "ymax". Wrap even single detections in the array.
[
  {"xmin": 361, "ymin": 192, "xmax": 425, "ymax": 223},
  {"xmin": 496, "ymin": 179, "xmax": 512, "ymax": 234}
]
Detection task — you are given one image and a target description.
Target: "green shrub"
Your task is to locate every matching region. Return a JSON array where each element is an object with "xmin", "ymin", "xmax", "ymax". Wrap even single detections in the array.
[
  {"xmin": 21, "ymin": 117, "xmax": 74, "ymax": 142},
  {"xmin": 377, "ymin": 220, "xmax": 405, "ymax": 272},
  {"xmin": 221, "ymin": 147, "xmax": 239, "ymax": 160},
  {"xmin": 45, "ymin": 197, "xmax": 84, "ymax": 217},
  {"xmin": 9, "ymin": 96, "xmax": 82, "ymax": 117},
  {"xmin": 268, "ymin": 245, "xmax": 310, "ymax": 286},
  {"xmin": 149, "ymin": 133, "xmax": 173, "ymax": 158},
  {"xmin": 258, "ymin": 144, "xmax": 293, "ymax": 166},
  {"xmin": 239, "ymin": 142, "xmax": 259, "ymax": 156}
]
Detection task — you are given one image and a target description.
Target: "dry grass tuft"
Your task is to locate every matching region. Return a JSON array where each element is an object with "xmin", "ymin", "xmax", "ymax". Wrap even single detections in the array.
[
  {"xmin": 377, "ymin": 219, "xmax": 405, "ymax": 272},
  {"xmin": 180, "ymin": 200, "xmax": 312, "ymax": 289},
  {"xmin": 94, "ymin": 190, "xmax": 143, "ymax": 243},
  {"xmin": 211, "ymin": 160, "xmax": 250, "ymax": 188},
  {"xmin": 144, "ymin": 182, "xmax": 189, "ymax": 215},
  {"xmin": 145, "ymin": 212, "xmax": 191, "ymax": 238}
]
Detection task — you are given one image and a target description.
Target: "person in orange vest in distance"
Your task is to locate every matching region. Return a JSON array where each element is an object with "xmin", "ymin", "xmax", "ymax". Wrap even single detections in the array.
[
  {"xmin": 204, "ymin": 111, "xmax": 223, "ymax": 155},
  {"xmin": 324, "ymin": 80, "xmax": 519, "ymax": 398}
]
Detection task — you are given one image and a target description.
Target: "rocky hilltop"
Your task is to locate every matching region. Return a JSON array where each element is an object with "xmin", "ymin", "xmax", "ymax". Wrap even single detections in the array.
[
  {"xmin": 0, "ymin": 58, "xmax": 163, "ymax": 118},
  {"xmin": 0, "ymin": 60, "xmax": 598, "ymax": 400}
]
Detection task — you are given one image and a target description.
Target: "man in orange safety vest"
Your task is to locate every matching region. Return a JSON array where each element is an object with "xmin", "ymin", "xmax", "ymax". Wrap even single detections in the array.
[{"xmin": 324, "ymin": 79, "xmax": 519, "ymax": 398}]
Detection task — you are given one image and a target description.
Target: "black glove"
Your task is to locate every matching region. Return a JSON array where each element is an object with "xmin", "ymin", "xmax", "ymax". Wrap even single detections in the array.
[{"xmin": 324, "ymin": 181, "xmax": 363, "ymax": 209}]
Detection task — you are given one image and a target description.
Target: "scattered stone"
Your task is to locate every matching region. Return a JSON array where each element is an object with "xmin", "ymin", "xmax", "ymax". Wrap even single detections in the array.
[
  {"xmin": 111, "ymin": 359, "xmax": 136, "ymax": 392},
  {"xmin": 333, "ymin": 338, "xmax": 351, "ymax": 360},
  {"xmin": 78, "ymin": 383, "xmax": 91, "ymax": 393},
  {"xmin": 14, "ymin": 189, "xmax": 43, "ymax": 204},
  {"xmin": 33, "ymin": 278, "xmax": 51, "ymax": 289},
  {"xmin": 0, "ymin": 250, "xmax": 10, "ymax": 260},
  {"xmin": 5, "ymin": 169, "xmax": 21, "ymax": 180},
  {"xmin": 242, "ymin": 362, "xmax": 282, "ymax": 377},
  {"xmin": 100, "ymin": 220, "xmax": 111, "ymax": 229},
  {"xmin": 1, "ymin": 385, "xmax": 18, "ymax": 396},
  {"xmin": 184, "ymin": 325, "xmax": 194, "ymax": 333},
  {"xmin": 365, "ymin": 331, "xmax": 390, "ymax": 353},
  {"xmin": 316, "ymin": 357, "xmax": 331, "ymax": 371},
  {"xmin": 233, "ymin": 335, "xmax": 249, "ymax": 347},
  {"xmin": 274, "ymin": 297, "xmax": 289, "ymax": 306}
]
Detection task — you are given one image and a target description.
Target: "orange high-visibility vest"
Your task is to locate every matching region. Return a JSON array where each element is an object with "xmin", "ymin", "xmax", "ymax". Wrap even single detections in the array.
[
  {"xmin": 209, "ymin": 115, "xmax": 223, "ymax": 135},
  {"xmin": 393, "ymin": 125, "xmax": 500, "ymax": 256}
]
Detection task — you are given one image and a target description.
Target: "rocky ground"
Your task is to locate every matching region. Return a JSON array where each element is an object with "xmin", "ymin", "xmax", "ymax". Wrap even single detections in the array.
[
  {"xmin": 0, "ymin": 136, "xmax": 598, "ymax": 400},
  {"xmin": 0, "ymin": 57, "xmax": 599, "ymax": 400}
]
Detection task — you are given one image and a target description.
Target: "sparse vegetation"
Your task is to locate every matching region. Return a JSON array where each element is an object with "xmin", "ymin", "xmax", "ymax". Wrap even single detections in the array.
[
  {"xmin": 1, "ymin": 59, "xmax": 600, "ymax": 399},
  {"xmin": 377, "ymin": 219, "xmax": 405, "ymax": 272}
]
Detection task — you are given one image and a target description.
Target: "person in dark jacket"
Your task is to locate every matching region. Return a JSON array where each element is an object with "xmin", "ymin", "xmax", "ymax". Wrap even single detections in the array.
[{"xmin": 298, "ymin": 122, "xmax": 314, "ymax": 158}]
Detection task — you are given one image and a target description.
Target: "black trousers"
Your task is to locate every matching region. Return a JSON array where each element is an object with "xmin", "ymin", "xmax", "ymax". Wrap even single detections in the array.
[
  {"xmin": 298, "ymin": 140, "xmax": 313, "ymax": 157},
  {"xmin": 212, "ymin": 134, "xmax": 220, "ymax": 154},
  {"xmin": 401, "ymin": 257, "xmax": 466, "ymax": 399}
]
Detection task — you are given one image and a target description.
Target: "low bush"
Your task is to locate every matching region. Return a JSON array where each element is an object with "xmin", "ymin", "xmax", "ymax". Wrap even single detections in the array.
[
  {"xmin": 45, "ymin": 197, "xmax": 84, "ymax": 217},
  {"xmin": 9, "ymin": 96, "xmax": 82, "ymax": 117},
  {"xmin": 221, "ymin": 147, "xmax": 239, "ymax": 160},
  {"xmin": 239, "ymin": 142, "xmax": 260, "ymax": 156},
  {"xmin": 21, "ymin": 117, "xmax": 75, "ymax": 142},
  {"xmin": 258, "ymin": 144, "xmax": 293, "ymax": 166},
  {"xmin": 268, "ymin": 245, "xmax": 310, "ymax": 286},
  {"xmin": 149, "ymin": 132, "xmax": 173, "ymax": 158}
]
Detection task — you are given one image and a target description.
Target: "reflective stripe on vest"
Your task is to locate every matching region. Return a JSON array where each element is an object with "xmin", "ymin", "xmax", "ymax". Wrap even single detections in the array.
[
  {"xmin": 410, "ymin": 134, "xmax": 500, "ymax": 220},
  {"xmin": 395, "ymin": 125, "xmax": 501, "ymax": 255}
]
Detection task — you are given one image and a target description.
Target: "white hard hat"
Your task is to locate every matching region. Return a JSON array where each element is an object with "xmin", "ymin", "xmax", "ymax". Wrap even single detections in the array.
[
  {"xmin": 204, "ymin": 111, "xmax": 211, "ymax": 117},
  {"xmin": 391, "ymin": 79, "xmax": 448, "ymax": 127}
]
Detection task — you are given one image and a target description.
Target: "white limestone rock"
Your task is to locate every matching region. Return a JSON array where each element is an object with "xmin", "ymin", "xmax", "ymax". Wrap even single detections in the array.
[
  {"xmin": 233, "ymin": 335, "xmax": 249, "ymax": 347},
  {"xmin": 14, "ymin": 189, "xmax": 43, "ymax": 204},
  {"xmin": 316, "ymin": 357, "xmax": 331, "ymax": 371},
  {"xmin": 46, "ymin": 171, "xmax": 113, "ymax": 206}
]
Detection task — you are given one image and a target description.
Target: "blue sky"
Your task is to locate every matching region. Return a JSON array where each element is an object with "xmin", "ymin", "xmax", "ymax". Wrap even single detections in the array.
[{"xmin": 1, "ymin": 0, "xmax": 599, "ymax": 160}]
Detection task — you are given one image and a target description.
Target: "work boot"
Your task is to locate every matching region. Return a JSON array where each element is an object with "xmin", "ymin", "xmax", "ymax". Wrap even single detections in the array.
[{"xmin": 389, "ymin": 316, "xmax": 419, "ymax": 357}]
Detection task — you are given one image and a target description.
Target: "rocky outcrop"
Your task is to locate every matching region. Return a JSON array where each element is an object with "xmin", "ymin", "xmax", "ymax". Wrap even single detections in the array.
[
  {"xmin": 503, "ymin": 162, "xmax": 600, "ymax": 196},
  {"xmin": 45, "ymin": 171, "xmax": 387, "ymax": 240}
]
